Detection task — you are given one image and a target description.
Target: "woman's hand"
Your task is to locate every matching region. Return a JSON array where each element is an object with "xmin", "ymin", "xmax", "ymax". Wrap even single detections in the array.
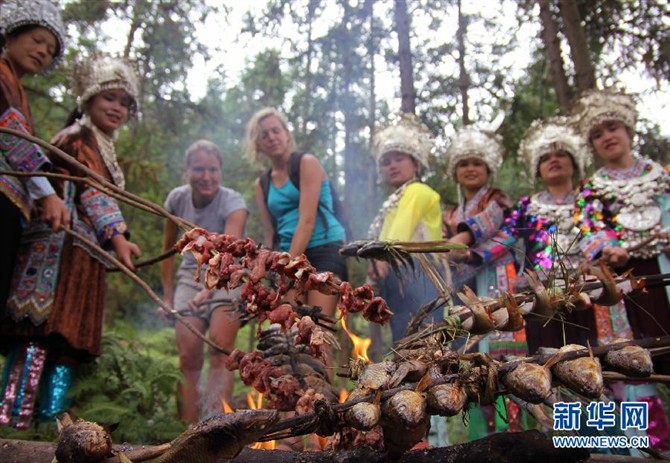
[
  {"xmin": 188, "ymin": 288, "xmax": 213, "ymax": 314},
  {"xmin": 111, "ymin": 235, "xmax": 141, "ymax": 270},
  {"xmin": 448, "ymin": 231, "xmax": 473, "ymax": 246},
  {"xmin": 37, "ymin": 194, "xmax": 70, "ymax": 231},
  {"xmin": 368, "ymin": 260, "xmax": 390, "ymax": 281},
  {"xmin": 445, "ymin": 248, "xmax": 472, "ymax": 263},
  {"xmin": 602, "ymin": 246, "xmax": 629, "ymax": 267},
  {"xmin": 156, "ymin": 292, "xmax": 174, "ymax": 321}
]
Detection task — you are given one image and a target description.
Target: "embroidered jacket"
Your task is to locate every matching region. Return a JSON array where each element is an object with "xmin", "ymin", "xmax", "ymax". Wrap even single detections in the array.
[
  {"xmin": 504, "ymin": 191, "xmax": 583, "ymax": 271},
  {"xmin": 52, "ymin": 124, "xmax": 129, "ymax": 248},
  {"xmin": 0, "ymin": 58, "xmax": 53, "ymax": 221},
  {"xmin": 443, "ymin": 186, "xmax": 515, "ymax": 288},
  {"xmin": 444, "ymin": 185, "xmax": 526, "ymax": 357},
  {"xmin": 574, "ymin": 159, "xmax": 670, "ymax": 261}
]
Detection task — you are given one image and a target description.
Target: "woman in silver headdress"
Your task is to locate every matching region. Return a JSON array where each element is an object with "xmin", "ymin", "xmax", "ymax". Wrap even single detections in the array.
[
  {"xmin": 442, "ymin": 126, "xmax": 524, "ymax": 439},
  {"xmin": 368, "ymin": 113, "xmax": 442, "ymax": 342},
  {"xmin": 442, "ymin": 127, "xmax": 517, "ymax": 315},
  {"xmin": 573, "ymin": 89, "xmax": 670, "ymax": 370},
  {"xmin": 0, "ymin": 0, "xmax": 68, "ymax": 320},
  {"xmin": 572, "ymin": 89, "xmax": 670, "ymax": 451},
  {"xmin": 504, "ymin": 116, "xmax": 632, "ymax": 354},
  {"xmin": 0, "ymin": 53, "xmax": 142, "ymax": 427}
]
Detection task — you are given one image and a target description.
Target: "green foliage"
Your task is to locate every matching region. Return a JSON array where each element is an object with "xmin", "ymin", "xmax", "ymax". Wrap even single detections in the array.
[{"xmin": 71, "ymin": 323, "xmax": 184, "ymax": 444}]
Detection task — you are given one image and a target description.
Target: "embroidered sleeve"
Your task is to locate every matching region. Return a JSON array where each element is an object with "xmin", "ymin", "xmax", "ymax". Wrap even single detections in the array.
[
  {"xmin": 469, "ymin": 229, "xmax": 516, "ymax": 265},
  {"xmin": 79, "ymin": 186, "xmax": 129, "ymax": 248},
  {"xmin": 457, "ymin": 200, "xmax": 504, "ymax": 244},
  {"xmin": 0, "ymin": 107, "xmax": 51, "ymax": 175},
  {"xmin": 574, "ymin": 179, "xmax": 619, "ymax": 260}
]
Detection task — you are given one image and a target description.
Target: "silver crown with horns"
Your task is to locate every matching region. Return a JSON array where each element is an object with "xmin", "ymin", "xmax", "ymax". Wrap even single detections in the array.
[
  {"xmin": 518, "ymin": 116, "xmax": 590, "ymax": 184},
  {"xmin": 444, "ymin": 126, "xmax": 504, "ymax": 179},
  {"xmin": 73, "ymin": 53, "xmax": 141, "ymax": 117},
  {"xmin": 371, "ymin": 112, "xmax": 434, "ymax": 176},
  {"xmin": 0, "ymin": 0, "xmax": 66, "ymax": 68}
]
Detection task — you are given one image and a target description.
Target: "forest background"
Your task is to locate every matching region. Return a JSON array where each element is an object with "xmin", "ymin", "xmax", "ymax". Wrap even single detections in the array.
[{"xmin": 2, "ymin": 0, "xmax": 669, "ymax": 445}]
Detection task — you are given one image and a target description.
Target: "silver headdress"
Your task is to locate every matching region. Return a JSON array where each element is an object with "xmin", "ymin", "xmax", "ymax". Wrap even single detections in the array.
[
  {"xmin": 0, "ymin": 0, "xmax": 66, "ymax": 67},
  {"xmin": 518, "ymin": 116, "xmax": 590, "ymax": 183},
  {"xmin": 444, "ymin": 126, "xmax": 504, "ymax": 179},
  {"xmin": 372, "ymin": 113, "xmax": 434, "ymax": 175},
  {"xmin": 73, "ymin": 53, "xmax": 140, "ymax": 117},
  {"xmin": 572, "ymin": 88, "xmax": 637, "ymax": 139}
]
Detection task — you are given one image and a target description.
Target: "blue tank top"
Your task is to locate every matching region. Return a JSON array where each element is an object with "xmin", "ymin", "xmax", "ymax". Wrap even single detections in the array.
[{"xmin": 267, "ymin": 179, "xmax": 345, "ymax": 251}]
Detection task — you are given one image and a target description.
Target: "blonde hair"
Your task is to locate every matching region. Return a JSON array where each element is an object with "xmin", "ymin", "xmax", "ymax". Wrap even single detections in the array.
[
  {"xmin": 244, "ymin": 107, "xmax": 295, "ymax": 165},
  {"xmin": 183, "ymin": 139, "xmax": 223, "ymax": 179}
]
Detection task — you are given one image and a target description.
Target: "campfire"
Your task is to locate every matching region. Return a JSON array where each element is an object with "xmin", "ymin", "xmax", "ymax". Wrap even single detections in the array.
[{"xmin": 40, "ymin": 230, "xmax": 670, "ymax": 463}]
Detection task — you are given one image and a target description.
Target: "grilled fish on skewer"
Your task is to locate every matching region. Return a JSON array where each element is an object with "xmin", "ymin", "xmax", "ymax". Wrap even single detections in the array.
[
  {"xmin": 345, "ymin": 389, "xmax": 381, "ymax": 430},
  {"xmin": 551, "ymin": 344, "xmax": 604, "ymax": 399},
  {"xmin": 426, "ymin": 381, "xmax": 468, "ymax": 416},
  {"xmin": 381, "ymin": 390, "xmax": 429, "ymax": 461},
  {"xmin": 604, "ymin": 343, "xmax": 654, "ymax": 378},
  {"xmin": 501, "ymin": 362, "xmax": 552, "ymax": 404}
]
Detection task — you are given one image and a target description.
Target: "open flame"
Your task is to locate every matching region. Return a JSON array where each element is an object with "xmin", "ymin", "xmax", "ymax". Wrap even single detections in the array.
[
  {"xmin": 247, "ymin": 391, "xmax": 263, "ymax": 410},
  {"xmin": 341, "ymin": 317, "xmax": 371, "ymax": 362},
  {"xmin": 339, "ymin": 388, "xmax": 349, "ymax": 403},
  {"xmin": 246, "ymin": 391, "xmax": 275, "ymax": 450},
  {"xmin": 221, "ymin": 399, "xmax": 234, "ymax": 413}
]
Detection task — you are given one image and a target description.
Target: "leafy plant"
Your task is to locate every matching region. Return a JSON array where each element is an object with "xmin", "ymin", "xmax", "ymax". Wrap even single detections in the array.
[{"xmin": 71, "ymin": 323, "xmax": 184, "ymax": 444}]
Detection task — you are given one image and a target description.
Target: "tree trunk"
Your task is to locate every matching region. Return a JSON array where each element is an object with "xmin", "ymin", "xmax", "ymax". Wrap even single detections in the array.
[
  {"xmin": 558, "ymin": 0, "xmax": 596, "ymax": 92},
  {"xmin": 0, "ymin": 430, "xmax": 590, "ymax": 463},
  {"xmin": 457, "ymin": 0, "xmax": 470, "ymax": 124},
  {"xmin": 537, "ymin": 0, "xmax": 571, "ymax": 109},
  {"xmin": 341, "ymin": 3, "xmax": 357, "ymax": 232},
  {"xmin": 299, "ymin": 0, "xmax": 319, "ymax": 139},
  {"xmin": 394, "ymin": 0, "xmax": 416, "ymax": 114}
]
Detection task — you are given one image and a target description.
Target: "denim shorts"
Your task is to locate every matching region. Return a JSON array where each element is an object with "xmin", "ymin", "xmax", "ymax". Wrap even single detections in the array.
[
  {"xmin": 174, "ymin": 268, "xmax": 241, "ymax": 323},
  {"xmin": 305, "ymin": 241, "xmax": 348, "ymax": 280}
]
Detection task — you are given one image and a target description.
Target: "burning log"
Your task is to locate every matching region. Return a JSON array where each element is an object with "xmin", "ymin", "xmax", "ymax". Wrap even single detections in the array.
[{"xmin": 0, "ymin": 430, "xmax": 590, "ymax": 463}]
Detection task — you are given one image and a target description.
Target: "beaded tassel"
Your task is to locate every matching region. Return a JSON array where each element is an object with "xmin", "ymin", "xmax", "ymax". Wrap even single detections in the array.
[
  {"xmin": 0, "ymin": 347, "xmax": 26, "ymax": 425},
  {"xmin": 0, "ymin": 342, "xmax": 47, "ymax": 428},
  {"xmin": 16, "ymin": 342, "xmax": 47, "ymax": 429},
  {"xmin": 38, "ymin": 363, "xmax": 75, "ymax": 421}
]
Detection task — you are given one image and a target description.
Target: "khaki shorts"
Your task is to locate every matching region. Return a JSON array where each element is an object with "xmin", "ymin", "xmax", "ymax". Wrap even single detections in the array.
[{"xmin": 174, "ymin": 268, "xmax": 241, "ymax": 323}]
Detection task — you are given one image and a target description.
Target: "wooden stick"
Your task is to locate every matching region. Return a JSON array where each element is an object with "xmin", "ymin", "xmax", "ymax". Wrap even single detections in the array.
[
  {"xmin": 0, "ymin": 169, "xmax": 165, "ymax": 218},
  {"xmin": 106, "ymin": 248, "xmax": 177, "ymax": 272},
  {"xmin": 602, "ymin": 371, "xmax": 670, "ymax": 384},
  {"xmin": 63, "ymin": 228, "xmax": 230, "ymax": 355},
  {"xmin": 0, "ymin": 127, "xmax": 194, "ymax": 231},
  {"xmin": 101, "ymin": 443, "xmax": 172, "ymax": 463}
]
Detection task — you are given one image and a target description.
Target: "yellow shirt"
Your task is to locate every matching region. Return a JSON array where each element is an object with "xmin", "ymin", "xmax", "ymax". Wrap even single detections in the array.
[{"xmin": 379, "ymin": 182, "xmax": 442, "ymax": 241}]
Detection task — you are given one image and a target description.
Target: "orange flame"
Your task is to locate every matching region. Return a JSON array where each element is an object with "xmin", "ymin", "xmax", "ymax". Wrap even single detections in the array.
[
  {"xmin": 317, "ymin": 435, "xmax": 328, "ymax": 450},
  {"xmin": 221, "ymin": 399, "xmax": 234, "ymax": 413},
  {"xmin": 341, "ymin": 317, "xmax": 371, "ymax": 362},
  {"xmin": 246, "ymin": 391, "xmax": 275, "ymax": 450},
  {"xmin": 261, "ymin": 440, "xmax": 276, "ymax": 450},
  {"xmin": 339, "ymin": 388, "xmax": 349, "ymax": 403},
  {"xmin": 247, "ymin": 391, "xmax": 264, "ymax": 410}
]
